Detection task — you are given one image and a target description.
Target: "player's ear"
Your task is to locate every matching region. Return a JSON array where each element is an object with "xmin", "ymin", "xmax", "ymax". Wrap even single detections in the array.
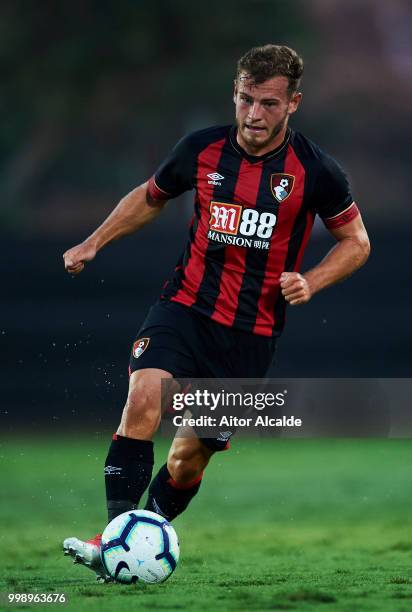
[
  {"xmin": 233, "ymin": 79, "xmax": 238, "ymax": 104},
  {"xmin": 287, "ymin": 91, "xmax": 302, "ymax": 115}
]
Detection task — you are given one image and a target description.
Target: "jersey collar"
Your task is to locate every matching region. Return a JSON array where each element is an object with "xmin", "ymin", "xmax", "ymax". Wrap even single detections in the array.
[{"xmin": 229, "ymin": 125, "xmax": 291, "ymax": 163}]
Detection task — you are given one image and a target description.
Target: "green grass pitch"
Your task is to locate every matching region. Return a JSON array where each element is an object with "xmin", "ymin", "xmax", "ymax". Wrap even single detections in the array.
[{"xmin": 1, "ymin": 437, "xmax": 412, "ymax": 611}]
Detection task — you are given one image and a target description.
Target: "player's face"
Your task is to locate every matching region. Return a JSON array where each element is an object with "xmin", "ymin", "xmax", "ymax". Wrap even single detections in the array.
[{"xmin": 234, "ymin": 73, "xmax": 301, "ymax": 155}]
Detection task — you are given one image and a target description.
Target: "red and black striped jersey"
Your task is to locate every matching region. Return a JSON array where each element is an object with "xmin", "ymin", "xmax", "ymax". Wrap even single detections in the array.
[{"xmin": 148, "ymin": 125, "xmax": 360, "ymax": 337}]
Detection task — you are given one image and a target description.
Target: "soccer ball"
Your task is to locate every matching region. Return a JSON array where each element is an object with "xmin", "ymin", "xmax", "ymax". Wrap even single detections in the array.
[{"xmin": 100, "ymin": 509, "xmax": 179, "ymax": 584}]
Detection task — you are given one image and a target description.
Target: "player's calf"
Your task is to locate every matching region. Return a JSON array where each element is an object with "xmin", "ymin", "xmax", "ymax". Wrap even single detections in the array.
[
  {"xmin": 167, "ymin": 434, "xmax": 213, "ymax": 484},
  {"xmin": 145, "ymin": 435, "xmax": 213, "ymax": 520}
]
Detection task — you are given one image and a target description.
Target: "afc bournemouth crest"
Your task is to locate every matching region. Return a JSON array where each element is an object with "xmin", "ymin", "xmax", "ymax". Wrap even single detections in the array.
[
  {"xmin": 132, "ymin": 337, "xmax": 150, "ymax": 359},
  {"xmin": 270, "ymin": 173, "xmax": 295, "ymax": 203}
]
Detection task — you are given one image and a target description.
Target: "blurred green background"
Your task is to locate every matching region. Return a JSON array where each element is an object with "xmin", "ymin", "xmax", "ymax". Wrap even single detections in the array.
[{"xmin": 1, "ymin": 438, "xmax": 412, "ymax": 609}]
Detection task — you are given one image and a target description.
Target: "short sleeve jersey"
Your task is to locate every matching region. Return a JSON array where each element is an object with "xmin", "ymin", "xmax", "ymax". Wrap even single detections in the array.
[{"xmin": 148, "ymin": 125, "xmax": 359, "ymax": 337}]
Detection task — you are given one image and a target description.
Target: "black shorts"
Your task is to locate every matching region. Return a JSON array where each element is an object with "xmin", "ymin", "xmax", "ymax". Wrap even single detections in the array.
[{"xmin": 129, "ymin": 300, "xmax": 276, "ymax": 450}]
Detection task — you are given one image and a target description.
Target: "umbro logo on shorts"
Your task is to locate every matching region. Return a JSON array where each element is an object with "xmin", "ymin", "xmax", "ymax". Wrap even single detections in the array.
[
  {"xmin": 217, "ymin": 430, "xmax": 232, "ymax": 442},
  {"xmin": 207, "ymin": 172, "xmax": 225, "ymax": 186},
  {"xmin": 133, "ymin": 337, "xmax": 150, "ymax": 359}
]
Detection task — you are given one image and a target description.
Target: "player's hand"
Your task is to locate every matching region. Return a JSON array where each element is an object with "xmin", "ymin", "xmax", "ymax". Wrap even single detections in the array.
[
  {"xmin": 280, "ymin": 272, "xmax": 312, "ymax": 306},
  {"xmin": 63, "ymin": 241, "xmax": 97, "ymax": 275}
]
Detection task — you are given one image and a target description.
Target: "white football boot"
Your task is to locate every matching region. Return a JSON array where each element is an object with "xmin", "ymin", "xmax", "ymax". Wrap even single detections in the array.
[{"xmin": 63, "ymin": 533, "xmax": 111, "ymax": 582}]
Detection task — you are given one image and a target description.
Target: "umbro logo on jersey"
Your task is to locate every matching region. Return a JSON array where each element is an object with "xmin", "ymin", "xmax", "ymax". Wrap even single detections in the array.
[
  {"xmin": 207, "ymin": 172, "xmax": 225, "ymax": 186},
  {"xmin": 271, "ymin": 173, "xmax": 295, "ymax": 203}
]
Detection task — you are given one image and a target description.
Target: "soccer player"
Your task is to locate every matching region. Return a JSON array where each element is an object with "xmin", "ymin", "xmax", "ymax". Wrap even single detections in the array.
[{"xmin": 62, "ymin": 45, "xmax": 370, "ymax": 580}]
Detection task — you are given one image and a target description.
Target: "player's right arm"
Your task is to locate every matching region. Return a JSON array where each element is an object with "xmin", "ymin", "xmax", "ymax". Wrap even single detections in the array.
[{"xmin": 63, "ymin": 181, "xmax": 166, "ymax": 275}]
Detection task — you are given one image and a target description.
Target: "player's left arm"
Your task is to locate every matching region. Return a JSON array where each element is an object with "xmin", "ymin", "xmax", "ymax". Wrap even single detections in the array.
[{"xmin": 280, "ymin": 212, "xmax": 370, "ymax": 306}]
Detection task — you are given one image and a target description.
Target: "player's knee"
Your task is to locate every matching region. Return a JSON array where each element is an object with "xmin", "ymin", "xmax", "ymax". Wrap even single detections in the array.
[
  {"xmin": 120, "ymin": 371, "xmax": 164, "ymax": 436},
  {"xmin": 131, "ymin": 370, "xmax": 164, "ymax": 409}
]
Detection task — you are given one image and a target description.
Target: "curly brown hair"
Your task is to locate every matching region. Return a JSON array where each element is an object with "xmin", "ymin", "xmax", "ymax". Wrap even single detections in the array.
[{"xmin": 237, "ymin": 44, "xmax": 304, "ymax": 95}]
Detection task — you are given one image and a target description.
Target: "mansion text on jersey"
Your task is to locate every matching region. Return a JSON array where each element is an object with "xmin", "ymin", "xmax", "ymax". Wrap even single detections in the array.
[{"xmin": 207, "ymin": 229, "xmax": 270, "ymax": 250}]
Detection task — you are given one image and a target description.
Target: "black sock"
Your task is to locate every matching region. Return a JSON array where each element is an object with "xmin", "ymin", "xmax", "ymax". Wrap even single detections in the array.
[
  {"xmin": 144, "ymin": 464, "xmax": 203, "ymax": 521},
  {"xmin": 104, "ymin": 434, "xmax": 154, "ymax": 523}
]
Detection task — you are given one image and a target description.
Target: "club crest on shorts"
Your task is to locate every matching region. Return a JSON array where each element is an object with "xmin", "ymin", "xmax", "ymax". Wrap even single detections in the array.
[
  {"xmin": 270, "ymin": 173, "xmax": 295, "ymax": 203},
  {"xmin": 132, "ymin": 337, "xmax": 150, "ymax": 359}
]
